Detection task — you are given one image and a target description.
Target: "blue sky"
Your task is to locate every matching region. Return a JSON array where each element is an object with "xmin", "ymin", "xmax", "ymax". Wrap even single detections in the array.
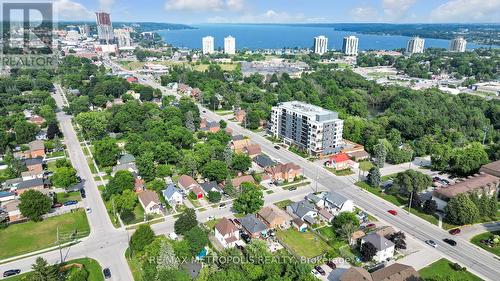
[{"xmin": 52, "ymin": 0, "xmax": 500, "ymax": 23}]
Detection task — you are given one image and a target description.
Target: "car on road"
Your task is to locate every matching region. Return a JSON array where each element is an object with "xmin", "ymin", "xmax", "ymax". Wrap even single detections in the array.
[
  {"xmin": 288, "ymin": 186, "xmax": 297, "ymax": 191},
  {"xmin": 443, "ymin": 238, "xmax": 457, "ymax": 246},
  {"xmin": 76, "ymin": 176, "xmax": 82, "ymax": 183},
  {"xmin": 426, "ymin": 240, "xmax": 438, "ymax": 248},
  {"xmin": 202, "ymin": 110, "xmax": 206, "ymax": 113},
  {"xmin": 103, "ymin": 268, "xmax": 111, "ymax": 279},
  {"xmin": 3, "ymin": 269, "xmax": 21, "ymax": 277},
  {"xmin": 388, "ymin": 210, "xmax": 398, "ymax": 216},
  {"xmin": 218, "ymin": 203, "xmax": 226, "ymax": 209},
  {"xmin": 274, "ymin": 145, "xmax": 281, "ymax": 150},
  {"xmin": 52, "ymin": 203, "xmax": 63, "ymax": 208},
  {"xmin": 326, "ymin": 260, "xmax": 336, "ymax": 269},
  {"xmin": 85, "ymin": 207, "xmax": 92, "ymax": 214},
  {"xmin": 315, "ymin": 265, "xmax": 326, "ymax": 275},
  {"xmin": 449, "ymin": 228, "xmax": 461, "ymax": 235},
  {"xmin": 63, "ymin": 200, "xmax": 78, "ymax": 206},
  {"xmin": 80, "ymin": 189, "xmax": 86, "ymax": 199}
]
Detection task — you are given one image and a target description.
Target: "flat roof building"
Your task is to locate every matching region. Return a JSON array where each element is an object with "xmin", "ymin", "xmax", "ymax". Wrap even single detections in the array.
[
  {"xmin": 342, "ymin": 36, "xmax": 359, "ymax": 56},
  {"xmin": 313, "ymin": 35, "xmax": 328, "ymax": 55},
  {"xmin": 406, "ymin": 36, "xmax": 425, "ymax": 54},
  {"xmin": 224, "ymin": 36, "xmax": 236, "ymax": 55},
  {"xmin": 202, "ymin": 36, "xmax": 214, "ymax": 55}
]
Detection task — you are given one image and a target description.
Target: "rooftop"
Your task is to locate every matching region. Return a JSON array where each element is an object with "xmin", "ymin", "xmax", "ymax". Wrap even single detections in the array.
[
  {"xmin": 275, "ymin": 101, "xmax": 339, "ymax": 122},
  {"xmin": 138, "ymin": 190, "xmax": 160, "ymax": 206},
  {"xmin": 215, "ymin": 217, "xmax": 238, "ymax": 236},
  {"xmin": 433, "ymin": 173, "xmax": 499, "ymax": 199},
  {"xmin": 362, "ymin": 232, "xmax": 395, "ymax": 251},
  {"xmin": 240, "ymin": 214, "xmax": 268, "ymax": 234}
]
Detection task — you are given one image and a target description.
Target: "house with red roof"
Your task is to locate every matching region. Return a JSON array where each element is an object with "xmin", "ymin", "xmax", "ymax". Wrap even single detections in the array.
[{"xmin": 326, "ymin": 153, "xmax": 359, "ymax": 171}]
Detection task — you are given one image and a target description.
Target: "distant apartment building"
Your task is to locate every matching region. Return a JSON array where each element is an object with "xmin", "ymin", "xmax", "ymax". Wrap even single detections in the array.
[
  {"xmin": 269, "ymin": 101, "xmax": 343, "ymax": 156},
  {"xmin": 115, "ymin": 28, "xmax": 132, "ymax": 47},
  {"xmin": 224, "ymin": 36, "xmax": 236, "ymax": 55},
  {"xmin": 342, "ymin": 36, "xmax": 359, "ymax": 56},
  {"xmin": 406, "ymin": 36, "xmax": 425, "ymax": 54},
  {"xmin": 95, "ymin": 12, "xmax": 114, "ymax": 44},
  {"xmin": 78, "ymin": 24, "xmax": 91, "ymax": 37},
  {"xmin": 313, "ymin": 35, "xmax": 328, "ymax": 55},
  {"xmin": 202, "ymin": 36, "xmax": 215, "ymax": 55},
  {"xmin": 449, "ymin": 37, "xmax": 467, "ymax": 52}
]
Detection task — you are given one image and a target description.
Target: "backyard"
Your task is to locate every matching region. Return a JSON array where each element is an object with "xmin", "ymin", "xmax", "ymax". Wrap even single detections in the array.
[
  {"xmin": 355, "ymin": 181, "xmax": 407, "ymax": 206},
  {"xmin": 0, "ymin": 209, "xmax": 90, "ymax": 260},
  {"xmin": 471, "ymin": 231, "xmax": 500, "ymax": 257},
  {"xmin": 55, "ymin": 191, "xmax": 82, "ymax": 203},
  {"xmin": 418, "ymin": 258, "xmax": 483, "ymax": 281},
  {"xmin": 277, "ymin": 228, "xmax": 330, "ymax": 260}
]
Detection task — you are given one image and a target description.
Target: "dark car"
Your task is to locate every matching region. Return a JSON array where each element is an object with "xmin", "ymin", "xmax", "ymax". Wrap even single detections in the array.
[
  {"xmin": 80, "ymin": 189, "xmax": 86, "ymax": 199},
  {"xmin": 274, "ymin": 145, "xmax": 281, "ymax": 150},
  {"xmin": 432, "ymin": 176, "xmax": 440, "ymax": 182},
  {"xmin": 76, "ymin": 176, "xmax": 82, "ymax": 183},
  {"xmin": 103, "ymin": 268, "xmax": 111, "ymax": 279},
  {"xmin": 326, "ymin": 261, "xmax": 336, "ymax": 269},
  {"xmin": 52, "ymin": 203, "xmax": 63, "ymax": 208},
  {"xmin": 449, "ymin": 228, "xmax": 461, "ymax": 235},
  {"xmin": 63, "ymin": 200, "xmax": 78, "ymax": 206},
  {"xmin": 314, "ymin": 266, "xmax": 325, "ymax": 276},
  {"xmin": 3, "ymin": 269, "xmax": 21, "ymax": 277},
  {"xmin": 240, "ymin": 232, "xmax": 251, "ymax": 243},
  {"xmin": 443, "ymin": 238, "xmax": 457, "ymax": 246}
]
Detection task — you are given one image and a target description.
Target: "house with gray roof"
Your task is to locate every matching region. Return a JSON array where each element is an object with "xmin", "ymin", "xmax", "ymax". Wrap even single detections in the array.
[
  {"xmin": 200, "ymin": 181, "xmax": 222, "ymax": 194},
  {"xmin": 118, "ymin": 154, "xmax": 136, "ymax": 165},
  {"xmin": 253, "ymin": 154, "xmax": 276, "ymax": 168},
  {"xmin": 286, "ymin": 200, "xmax": 317, "ymax": 224},
  {"xmin": 361, "ymin": 232, "xmax": 395, "ymax": 262},
  {"xmin": 15, "ymin": 178, "xmax": 47, "ymax": 194},
  {"xmin": 112, "ymin": 162, "xmax": 138, "ymax": 176},
  {"xmin": 307, "ymin": 191, "xmax": 354, "ymax": 216},
  {"xmin": 240, "ymin": 214, "xmax": 268, "ymax": 238},
  {"xmin": 162, "ymin": 183, "xmax": 183, "ymax": 206}
]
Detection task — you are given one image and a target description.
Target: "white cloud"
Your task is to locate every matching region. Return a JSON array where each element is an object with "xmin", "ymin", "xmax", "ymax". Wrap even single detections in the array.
[
  {"xmin": 350, "ymin": 6, "xmax": 379, "ymax": 22},
  {"xmin": 99, "ymin": 0, "xmax": 115, "ymax": 11},
  {"xmin": 430, "ymin": 0, "xmax": 500, "ymax": 22},
  {"xmin": 54, "ymin": 0, "xmax": 92, "ymax": 20},
  {"xmin": 382, "ymin": 0, "xmax": 416, "ymax": 20},
  {"xmin": 208, "ymin": 9, "xmax": 307, "ymax": 23},
  {"xmin": 165, "ymin": 0, "xmax": 244, "ymax": 11}
]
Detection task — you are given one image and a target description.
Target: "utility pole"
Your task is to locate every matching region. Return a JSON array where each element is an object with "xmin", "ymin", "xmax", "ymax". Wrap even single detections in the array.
[
  {"xmin": 408, "ymin": 191, "xmax": 414, "ymax": 215},
  {"xmin": 57, "ymin": 226, "xmax": 63, "ymax": 263}
]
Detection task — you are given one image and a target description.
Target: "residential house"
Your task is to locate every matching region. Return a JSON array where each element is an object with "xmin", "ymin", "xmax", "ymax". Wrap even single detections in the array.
[
  {"xmin": 214, "ymin": 217, "xmax": 240, "ymax": 248},
  {"xmin": 23, "ymin": 158, "xmax": 44, "ymax": 173},
  {"xmin": 292, "ymin": 218, "xmax": 307, "ymax": 232},
  {"xmin": 200, "ymin": 181, "xmax": 222, "ymax": 194},
  {"xmin": 118, "ymin": 154, "xmax": 136, "ymax": 165},
  {"xmin": 134, "ymin": 178, "xmax": 145, "ymax": 192},
  {"xmin": 348, "ymin": 150, "xmax": 370, "ymax": 162},
  {"xmin": 326, "ymin": 153, "xmax": 359, "ymax": 170},
  {"xmin": 138, "ymin": 190, "xmax": 162, "ymax": 215},
  {"xmin": 286, "ymin": 200, "xmax": 317, "ymax": 225},
  {"xmin": 14, "ymin": 178, "xmax": 46, "ymax": 195},
  {"xmin": 480, "ymin": 160, "xmax": 500, "ymax": 177},
  {"xmin": 240, "ymin": 214, "xmax": 268, "ymax": 238},
  {"xmin": 21, "ymin": 170, "xmax": 44, "ymax": 181},
  {"xmin": 191, "ymin": 88, "xmax": 202, "ymax": 99},
  {"xmin": 231, "ymin": 175, "xmax": 255, "ymax": 188},
  {"xmin": 321, "ymin": 191, "xmax": 355, "ymax": 215},
  {"xmin": 234, "ymin": 109, "xmax": 246, "ymax": 123},
  {"xmin": 126, "ymin": 76, "xmax": 138, "ymax": 83},
  {"xmin": 375, "ymin": 226, "xmax": 396, "ymax": 239},
  {"xmin": 112, "ymin": 163, "xmax": 138, "ymax": 176},
  {"xmin": 432, "ymin": 173, "xmax": 499, "ymax": 210},
  {"xmin": 1, "ymin": 199, "xmax": 23, "ymax": 222},
  {"xmin": 28, "ymin": 140, "xmax": 45, "ymax": 158},
  {"xmin": 191, "ymin": 186, "xmax": 204, "ymax": 199},
  {"xmin": 2, "ymin": 178, "xmax": 22, "ymax": 190},
  {"xmin": 29, "ymin": 115, "xmax": 46, "ymax": 126},
  {"xmin": 266, "ymin": 162, "xmax": 302, "ymax": 182},
  {"xmin": 200, "ymin": 119, "xmax": 220, "ymax": 133},
  {"xmin": 318, "ymin": 208, "xmax": 334, "ymax": 223},
  {"xmin": 0, "ymin": 191, "xmax": 15, "ymax": 202},
  {"xmin": 162, "ymin": 184, "xmax": 183, "ymax": 206},
  {"xmin": 253, "ymin": 154, "xmax": 277, "ymax": 168},
  {"xmin": 257, "ymin": 205, "xmax": 291, "ymax": 229},
  {"xmin": 244, "ymin": 144, "xmax": 262, "ymax": 158},
  {"xmin": 231, "ymin": 137, "xmax": 251, "ymax": 153},
  {"xmin": 340, "ymin": 263, "xmax": 420, "ymax": 281},
  {"xmin": 361, "ymin": 233, "xmax": 395, "ymax": 262},
  {"xmin": 178, "ymin": 175, "xmax": 200, "ymax": 190}
]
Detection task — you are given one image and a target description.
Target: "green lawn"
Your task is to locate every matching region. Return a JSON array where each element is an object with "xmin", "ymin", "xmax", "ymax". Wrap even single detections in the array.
[
  {"xmin": 55, "ymin": 191, "xmax": 81, "ymax": 203},
  {"xmin": 471, "ymin": 231, "xmax": 500, "ymax": 257},
  {"xmin": 46, "ymin": 151, "xmax": 66, "ymax": 158},
  {"xmin": 204, "ymin": 218, "xmax": 221, "ymax": 230},
  {"xmin": 125, "ymin": 203, "xmax": 146, "ymax": 225},
  {"xmin": 358, "ymin": 161, "xmax": 374, "ymax": 172},
  {"xmin": 3, "ymin": 258, "xmax": 103, "ymax": 281},
  {"xmin": 277, "ymin": 229, "xmax": 330, "ymax": 260},
  {"xmin": 0, "ymin": 209, "xmax": 90, "ymax": 260},
  {"xmin": 419, "ymin": 258, "xmax": 483, "ymax": 281},
  {"xmin": 125, "ymin": 248, "xmax": 143, "ymax": 281},
  {"xmin": 381, "ymin": 173, "xmax": 398, "ymax": 182},
  {"xmin": 403, "ymin": 207, "xmax": 439, "ymax": 225},
  {"xmin": 46, "ymin": 161, "xmax": 57, "ymax": 172},
  {"xmin": 275, "ymin": 199, "xmax": 294, "ymax": 210},
  {"xmin": 355, "ymin": 181, "xmax": 407, "ymax": 206},
  {"xmin": 87, "ymin": 158, "xmax": 97, "ymax": 174}
]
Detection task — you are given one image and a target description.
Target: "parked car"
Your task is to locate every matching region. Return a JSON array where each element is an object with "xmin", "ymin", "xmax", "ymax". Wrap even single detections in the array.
[
  {"xmin": 426, "ymin": 240, "xmax": 437, "ymax": 248},
  {"xmin": 52, "ymin": 203, "xmax": 63, "ymax": 208},
  {"xmin": 326, "ymin": 261, "xmax": 336, "ymax": 269},
  {"xmin": 218, "ymin": 203, "xmax": 226, "ymax": 209},
  {"xmin": 388, "ymin": 210, "xmax": 398, "ymax": 216},
  {"xmin": 449, "ymin": 228, "xmax": 461, "ymax": 235},
  {"xmin": 76, "ymin": 176, "xmax": 82, "ymax": 183},
  {"xmin": 103, "ymin": 268, "xmax": 111, "ymax": 279},
  {"xmin": 80, "ymin": 189, "xmax": 86, "ymax": 199},
  {"xmin": 63, "ymin": 200, "xmax": 78, "ymax": 206},
  {"xmin": 3, "ymin": 269, "xmax": 21, "ymax": 277},
  {"xmin": 288, "ymin": 186, "xmax": 297, "ymax": 191},
  {"xmin": 240, "ymin": 232, "xmax": 251, "ymax": 243},
  {"xmin": 443, "ymin": 238, "xmax": 457, "ymax": 246},
  {"xmin": 85, "ymin": 207, "xmax": 92, "ymax": 214},
  {"xmin": 432, "ymin": 176, "xmax": 440, "ymax": 182},
  {"xmin": 274, "ymin": 145, "xmax": 281, "ymax": 150},
  {"xmin": 314, "ymin": 265, "xmax": 325, "ymax": 276},
  {"xmin": 366, "ymin": 223, "xmax": 376, "ymax": 229}
]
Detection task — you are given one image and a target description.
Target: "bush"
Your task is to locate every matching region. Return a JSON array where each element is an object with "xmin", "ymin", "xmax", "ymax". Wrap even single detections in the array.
[{"xmin": 207, "ymin": 191, "xmax": 221, "ymax": 203}]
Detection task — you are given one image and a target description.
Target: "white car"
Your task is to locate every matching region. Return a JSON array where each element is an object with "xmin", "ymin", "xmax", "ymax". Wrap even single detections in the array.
[
  {"xmin": 207, "ymin": 215, "xmax": 215, "ymax": 221},
  {"xmin": 85, "ymin": 207, "xmax": 92, "ymax": 214},
  {"xmin": 426, "ymin": 239, "xmax": 437, "ymax": 248}
]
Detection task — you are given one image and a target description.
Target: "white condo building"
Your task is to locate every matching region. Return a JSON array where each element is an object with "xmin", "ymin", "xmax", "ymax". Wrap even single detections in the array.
[
  {"xmin": 224, "ymin": 36, "xmax": 236, "ymax": 55},
  {"xmin": 342, "ymin": 36, "xmax": 359, "ymax": 56},
  {"xmin": 202, "ymin": 36, "xmax": 215, "ymax": 55},
  {"xmin": 114, "ymin": 28, "xmax": 131, "ymax": 47},
  {"xmin": 449, "ymin": 37, "xmax": 467, "ymax": 52},
  {"xmin": 313, "ymin": 36, "xmax": 328, "ymax": 55},
  {"xmin": 406, "ymin": 37, "xmax": 425, "ymax": 54},
  {"xmin": 269, "ymin": 101, "xmax": 343, "ymax": 156}
]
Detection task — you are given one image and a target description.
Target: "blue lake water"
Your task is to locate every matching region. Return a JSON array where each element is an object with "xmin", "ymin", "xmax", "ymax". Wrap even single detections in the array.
[{"xmin": 157, "ymin": 24, "xmax": 492, "ymax": 51}]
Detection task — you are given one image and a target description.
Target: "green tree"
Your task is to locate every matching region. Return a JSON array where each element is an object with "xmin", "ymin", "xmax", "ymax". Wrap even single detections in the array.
[
  {"xmin": 393, "ymin": 169, "xmax": 432, "ymax": 196},
  {"xmin": 137, "ymin": 151, "xmax": 156, "ymax": 181},
  {"xmin": 184, "ymin": 226, "xmax": 209, "ymax": 256},
  {"xmin": 233, "ymin": 183, "xmax": 264, "ymax": 214},
  {"xmin": 14, "ymin": 120, "xmax": 39, "ymax": 144},
  {"xmin": 174, "ymin": 208, "xmax": 198, "ymax": 235},
  {"xmin": 103, "ymin": 170, "xmax": 135, "ymax": 201},
  {"xmin": 332, "ymin": 211, "xmax": 359, "ymax": 230},
  {"xmin": 449, "ymin": 142, "xmax": 489, "ymax": 176},
  {"xmin": 51, "ymin": 166, "xmax": 78, "ymax": 188},
  {"xmin": 75, "ymin": 111, "xmax": 109, "ymax": 140},
  {"xmin": 388, "ymin": 231, "xmax": 407, "ymax": 250},
  {"xmin": 373, "ymin": 140, "xmax": 387, "ymax": 168},
  {"xmin": 367, "ymin": 166, "xmax": 381, "ymax": 187},
  {"xmin": 339, "ymin": 222, "xmax": 357, "ymax": 245},
  {"xmin": 130, "ymin": 225, "xmax": 155, "ymax": 253},
  {"xmin": 18, "ymin": 190, "xmax": 52, "ymax": 221},
  {"xmin": 360, "ymin": 242, "xmax": 377, "ymax": 262},
  {"xmin": 29, "ymin": 257, "xmax": 58, "ymax": 281},
  {"xmin": 157, "ymin": 269, "xmax": 191, "ymax": 281},
  {"xmin": 423, "ymin": 199, "xmax": 438, "ymax": 215},
  {"xmin": 112, "ymin": 189, "xmax": 137, "ymax": 213},
  {"xmin": 202, "ymin": 160, "xmax": 229, "ymax": 182},
  {"xmin": 231, "ymin": 153, "xmax": 252, "ymax": 172},
  {"xmin": 445, "ymin": 194, "xmax": 480, "ymax": 225},
  {"xmin": 207, "ymin": 191, "xmax": 222, "ymax": 203},
  {"xmin": 94, "ymin": 137, "xmax": 120, "ymax": 167}
]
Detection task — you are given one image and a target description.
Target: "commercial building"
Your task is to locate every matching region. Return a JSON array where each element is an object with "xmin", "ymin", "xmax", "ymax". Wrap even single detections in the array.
[
  {"xmin": 406, "ymin": 36, "xmax": 425, "ymax": 54},
  {"xmin": 313, "ymin": 35, "xmax": 328, "ymax": 55},
  {"xmin": 224, "ymin": 36, "xmax": 236, "ymax": 55},
  {"xmin": 449, "ymin": 37, "xmax": 467, "ymax": 52},
  {"xmin": 95, "ymin": 12, "xmax": 114, "ymax": 44},
  {"xmin": 269, "ymin": 101, "xmax": 343, "ymax": 156},
  {"xmin": 202, "ymin": 36, "xmax": 214, "ymax": 55},
  {"xmin": 342, "ymin": 35, "xmax": 359, "ymax": 56},
  {"xmin": 114, "ymin": 28, "xmax": 131, "ymax": 47}
]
